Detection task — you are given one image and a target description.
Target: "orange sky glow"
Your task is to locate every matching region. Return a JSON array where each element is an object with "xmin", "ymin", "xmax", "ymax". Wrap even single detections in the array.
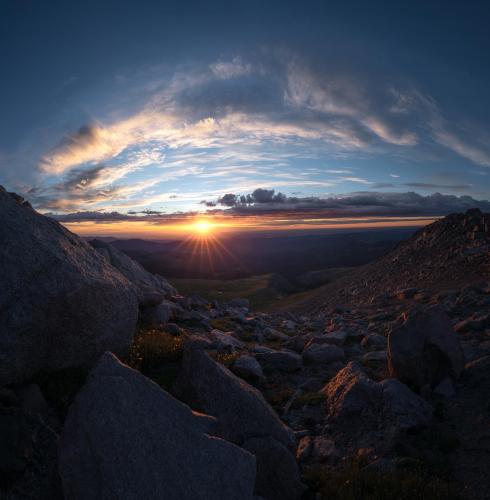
[{"xmin": 62, "ymin": 215, "xmax": 438, "ymax": 239}]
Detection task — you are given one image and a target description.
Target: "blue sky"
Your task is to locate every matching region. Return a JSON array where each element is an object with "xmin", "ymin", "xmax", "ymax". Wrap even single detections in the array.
[{"xmin": 1, "ymin": 0, "xmax": 490, "ymax": 219}]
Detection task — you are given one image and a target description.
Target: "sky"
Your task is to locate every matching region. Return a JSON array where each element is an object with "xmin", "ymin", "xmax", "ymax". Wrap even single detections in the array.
[{"xmin": 1, "ymin": 0, "xmax": 490, "ymax": 234}]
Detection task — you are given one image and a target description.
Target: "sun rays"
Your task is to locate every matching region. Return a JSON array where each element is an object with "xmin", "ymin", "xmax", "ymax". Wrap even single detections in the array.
[
  {"xmin": 193, "ymin": 220, "xmax": 213, "ymax": 235},
  {"xmin": 176, "ymin": 218, "xmax": 247, "ymax": 276}
]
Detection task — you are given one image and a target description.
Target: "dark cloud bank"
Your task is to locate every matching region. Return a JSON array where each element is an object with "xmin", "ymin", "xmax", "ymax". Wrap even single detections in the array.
[{"xmin": 50, "ymin": 190, "xmax": 490, "ymax": 223}]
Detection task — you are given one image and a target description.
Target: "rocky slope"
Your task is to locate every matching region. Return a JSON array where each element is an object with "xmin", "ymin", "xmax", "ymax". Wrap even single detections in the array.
[
  {"xmin": 1, "ymin": 195, "xmax": 489, "ymax": 500},
  {"xmin": 293, "ymin": 208, "xmax": 490, "ymax": 313}
]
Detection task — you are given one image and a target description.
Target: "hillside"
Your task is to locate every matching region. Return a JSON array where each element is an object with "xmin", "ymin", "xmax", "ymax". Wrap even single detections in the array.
[{"xmin": 295, "ymin": 209, "xmax": 490, "ymax": 313}]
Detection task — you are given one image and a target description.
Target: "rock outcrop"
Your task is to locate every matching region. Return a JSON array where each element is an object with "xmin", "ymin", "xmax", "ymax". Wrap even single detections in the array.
[
  {"xmin": 323, "ymin": 362, "xmax": 433, "ymax": 451},
  {"xmin": 90, "ymin": 239, "xmax": 176, "ymax": 304},
  {"xmin": 0, "ymin": 188, "xmax": 138, "ymax": 385},
  {"xmin": 59, "ymin": 353, "xmax": 256, "ymax": 500},
  {"xmin": 388, "ymin": 306, "xmax": 464, "ymax": 389}
]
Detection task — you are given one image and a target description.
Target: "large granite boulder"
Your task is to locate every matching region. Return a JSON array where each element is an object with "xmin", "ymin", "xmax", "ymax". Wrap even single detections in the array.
[
  {"xmin": 173, "ymin": 344, "xmax": 303, "ymax": 499},
  {"xmin": 90, "ymin": 239, "xmax": 176, "ymax": 304},
  {"xmin": 388, "ymin": 306, "xmax": 465, "ymax": 389},
  {"xmin": 173, "ymin": 344, "xmax": 295, "ymax": 450},
  {"xmin": 59, "ymin": 353, "xmax": 256, "ymax": 500},
  {"xmin": 242, "ymin": 436, "xmax": 304, "ymax": 500},
  {"xmin": 0, "ymin": 188, "xmax": 138, "ymax": 385},
  {"xmin": 255, "ymin": 350, "xmax": 302, "ymax": 373},
  {"xmin": 322, "ymin": 362, "xmax": 432, "ymax": 451}
]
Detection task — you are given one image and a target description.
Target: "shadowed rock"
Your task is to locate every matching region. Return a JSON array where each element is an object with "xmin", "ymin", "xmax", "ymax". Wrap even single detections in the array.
[
  {"xmin": 59, "ymin": 352, "xmax": 256, "ymax": 500},
  {"xmin": 172, "ymin": 343, "xmax": 302, "ymax": 499},
  {"xmin": 0, "ymin": 407, "xmax": 61, "ymax": 499},
  {"xmin": 388, "ymin": 305, "xmax": 464, "ymax": 389},
  {"xmin": 302, "ymin": 343, "xmax": 344, "ymax": 365},
  {"xmin": 173, "ymin": 343, "xmax": 295, "ymax": 450},
  {"xmin": 242, "ymin": 436, "xmax": 304, "ymax": 500},
  {"xmin": 90, "ymin": 239, "xmax": 176, "ymax": 304},
  {"xmin": 0, "ymin": 187, "xmax": 138, "ymax": 385},
  {"xmin": 255, "ymin": 350, "xmax": 302, "ymax": 373},
  {"xmin": 322, "ymin": 362, "xmax": 432, "ymax": 451}
]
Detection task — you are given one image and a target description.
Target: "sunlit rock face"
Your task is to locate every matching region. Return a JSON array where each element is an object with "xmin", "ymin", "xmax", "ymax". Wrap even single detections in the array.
[{"xmin": 0, "ymin": 187, "xmax": 139, "ymax": 385}]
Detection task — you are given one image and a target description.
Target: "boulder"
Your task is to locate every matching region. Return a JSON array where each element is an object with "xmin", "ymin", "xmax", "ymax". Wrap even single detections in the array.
[
  {"xmin": 324, "ymin": 329, "xmax": 348, "ymax": 346},
  {"xmin": 284, "ymin": 335, "xmax": 308, "ymax": 353},
  {"xmin": 143, "ymin": 299, "xmax": 184, "ymax": 325},
  {"xmin": 388, "ymin": 306, "xmax": 465, "ymax": 388},
  {"xmin": 59, "ymin": 353, "xmax": 256, "ymax": 500},
  {"xmin": 263, "ymin": 327, "xmax": 289, "ymax": 342},
  {"xmin": 361, "ymin": 334, "xmax": 387, "ymax": 349},
  {"xmin": 90, "ymin": 239, "xmax": 176, "ymax": 303},
  {"xmin": 209, "ymin": 329, "xmax": 245, "ymax": 351},
  {"xmin": 234, "ymin": 355, "xmax": 264, "ymax": 380},
  {"xmin": 173, "ymin": 344, "xmax": 295, "ymax": 450},
  {"xmin": 362, "ymin": 351, "xmax": 388, "ymax": 372},
  {"xmin": 302, "ymin": 344, "xmax": 344, "ymax": 365},
  {"xmin": 255, "ymin": 351, "xmax": 302, "ymax": 373},
  {"xmin": 322, "ymin": 362, "xmax": 432, "ymax": 450},
  {"xmin": 0, "ymin": 188, "xmax": 138, "ymax": 385},
  {"xmin": 242, "ymin": 436, "xmax": 304, "ymax": 500}
]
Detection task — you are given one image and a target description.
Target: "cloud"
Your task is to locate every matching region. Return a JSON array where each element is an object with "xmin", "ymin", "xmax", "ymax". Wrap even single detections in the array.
[
  {"xmin": 403, "ymin": 182, "xmax": 472, "ymax": 190},
  {"xmin": 48, "ymin": 190, "xmax": 490, "ymax": 227},
  {"xmin": 15, "ymin": 50, "xmax": 489, "ymax": 215},
  {"xmin": 432, "ymin": 125, "xmax": 490, "ymax": 167},
  {"xmin": 203, "ymin": 189, "xmax": 490, "ymax": 216},
  {"xmin": 209, "ymin": 56, "xmax": 253, "ymax": 80},
  {"xmin": 38, "ymin": 53, "xmax": 433, "ymax": 180}
]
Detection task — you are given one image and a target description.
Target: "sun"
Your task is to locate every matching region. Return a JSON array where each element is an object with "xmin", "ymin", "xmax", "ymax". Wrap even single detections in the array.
[{"xmin": 193, "ymin": 220, "xmax": 212, "ymax": 235}]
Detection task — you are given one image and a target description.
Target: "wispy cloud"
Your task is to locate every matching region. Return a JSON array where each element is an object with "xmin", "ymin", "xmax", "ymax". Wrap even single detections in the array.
[{"xmin": 19, "ymin": 50, "xmax": 490, "ymax": 214}]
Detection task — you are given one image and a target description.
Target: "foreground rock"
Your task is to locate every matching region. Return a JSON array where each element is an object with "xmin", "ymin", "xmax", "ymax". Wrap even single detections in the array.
[
  {"xmin": 388, "ymin": 306, "xmax": 464, "ymax": 389},
  {"xmin": 59, "ymin": 353, "xmax": 256, "ymax": 500},
  {"xmin": 323, "ymin": 362, "xmax": 433, "ymax": 452},
  {"xmin": 174, "ymin": 344, "xmax": 295, "ymax": 449},
  {"xmin": 173, "ymin": 343, "xmax": 303, "ymax": 498},
  {"xmin": 0, "ymin": 188, "xmax": 138, "ymax": 385},
  {"xmin": 242, "ymin": 436, "xmax": 305, "ymax": 500}
]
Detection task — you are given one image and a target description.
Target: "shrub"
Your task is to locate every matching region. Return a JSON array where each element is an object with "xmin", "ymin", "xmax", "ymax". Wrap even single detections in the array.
[
  {"xmin": 303, "ymin": 461, "xmax": 461, "ymax": 500},
  {"xmin": 210, "ymin": 351, "xmax": 241, "ymax": 368},
  {"xmin": 128, "ymin": 328, "xmax": 184, "ymax": 373}
]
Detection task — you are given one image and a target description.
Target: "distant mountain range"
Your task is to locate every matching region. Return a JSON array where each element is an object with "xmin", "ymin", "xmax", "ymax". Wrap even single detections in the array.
[{"xmin": 104, "ymin": 228, "xmax": 417, "ymax": 283}]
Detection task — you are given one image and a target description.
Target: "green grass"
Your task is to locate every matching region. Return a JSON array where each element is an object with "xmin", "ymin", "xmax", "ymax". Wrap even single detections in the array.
[
  {"xmin": 172, "ymin": 274, "xmax": 281, "ymax": 310},
  {"xmin": 173, "ymin": 268, "xmax": 354, "ymax": 312}
]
